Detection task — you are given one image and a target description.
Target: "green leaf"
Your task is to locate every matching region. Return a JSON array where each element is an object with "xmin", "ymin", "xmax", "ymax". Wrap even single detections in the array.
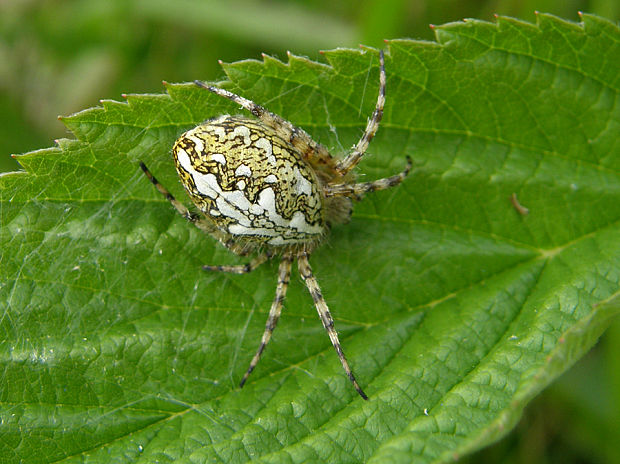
[{"xmin": 1, "ymin": 13, "xmax": 619, "ymax": 463}]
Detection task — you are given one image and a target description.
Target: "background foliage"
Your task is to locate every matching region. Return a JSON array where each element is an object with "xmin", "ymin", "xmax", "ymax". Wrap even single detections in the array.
[{"xmin": 1, "ymin": 1, "xmax": 619, "ymax": 463}]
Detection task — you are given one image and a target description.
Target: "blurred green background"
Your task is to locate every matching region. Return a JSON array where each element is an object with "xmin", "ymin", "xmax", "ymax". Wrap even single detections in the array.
[{"xmin": 1, "ymin": 0, "xmax": 618, "ymax": 462}]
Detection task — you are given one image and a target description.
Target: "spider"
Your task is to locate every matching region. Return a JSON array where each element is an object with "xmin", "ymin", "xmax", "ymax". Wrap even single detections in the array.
[{"xmin": 140, "ymin": 50, "xmax": 410, "ymax": 399}]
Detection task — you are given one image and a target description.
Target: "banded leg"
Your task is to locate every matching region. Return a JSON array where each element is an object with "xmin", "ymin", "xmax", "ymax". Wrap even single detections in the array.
[
  {"xmin": 194, "ymin": 81, "xmax": 336, "ymax": 167},
  {"xmin": 297, "ymin": 252, "xmax": 368, "ymax": 400},
  {"xmin": 325, "ymin": 156, "xmax": 411, "ymax": 198},
  {"xmin": 240, "ymin": 253, "xmax": 294, "ymax": 388},
  {"xmin": 140, "ymin": 162, "xmax": 247, "ymax": 257},
  {"xmin": 140, "ymin": 162, "xmax": 215, "ymax": 235},
  {"xmin": 203, "ymin": 251, "xmax": 273, "ymax": 274},
  {"xmin": 335, "ymin": 50, "xmax": 386, "ymax": 176}
]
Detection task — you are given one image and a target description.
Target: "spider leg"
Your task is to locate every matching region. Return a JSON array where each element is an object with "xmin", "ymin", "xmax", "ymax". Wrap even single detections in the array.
[
  {"xmin": 240, "ymin": 253, "xmax": 294, "ymax": 388},
  {"xmin": 203, "ymin": 250, "xmax": 273, "ymax": 274},
  {"xmin": 194, "ymin": 81, "xmax": 336, "ymax": 167},
  {"xmin": 140, "ymin": 162, "xmax": 252, "ymax": 258},
  {"xmin": 325, "ymin": 156, "xmax": 411, "ymax": 198},
  {"xmin": 140, "ymin": 162, "xmax": 216, "ymax": 235},
  {"xmin": 297, "ymin": 252, "xmax": 368, "ymax": 400},
  {"xmin": 334, "ymin": 50, "xmax": 386, "ymax": 177}
]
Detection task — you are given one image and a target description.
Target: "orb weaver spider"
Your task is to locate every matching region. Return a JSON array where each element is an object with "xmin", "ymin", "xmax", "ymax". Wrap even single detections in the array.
[{"xmin": 140, "ymin": 50, "xmax": 410, "ymax": 399}]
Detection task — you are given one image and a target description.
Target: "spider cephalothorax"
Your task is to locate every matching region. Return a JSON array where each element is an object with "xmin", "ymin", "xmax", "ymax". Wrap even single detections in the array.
[{"xmin": 140, "ymin": 50, "xmax": 410, "ymax": 399}]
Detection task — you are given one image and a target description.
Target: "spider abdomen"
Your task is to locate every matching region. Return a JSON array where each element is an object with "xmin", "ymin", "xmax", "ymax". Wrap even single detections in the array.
[{"xmin": 172, "ymin": 115, "xmax": 326, "ymax": 247}]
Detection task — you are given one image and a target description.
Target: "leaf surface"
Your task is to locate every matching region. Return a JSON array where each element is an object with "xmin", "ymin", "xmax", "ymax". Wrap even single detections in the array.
[{"xmin": 1, "ymin": 13, "xmax": 619, "ymax": 464}]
